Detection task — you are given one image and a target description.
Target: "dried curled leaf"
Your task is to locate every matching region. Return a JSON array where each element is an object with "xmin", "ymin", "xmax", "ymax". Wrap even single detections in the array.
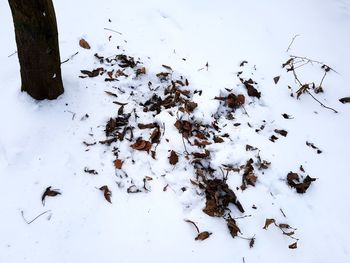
[
  {"xmin": 263, "ymin": 218, "xmax": 275, "ymax": 230},
  {"xmin": 42, "ymin": 186, "xmax": 61, "ymax": 205},
  {"xmin": 99, "ymin": 185, "xmax": 112, "ymax": 203},
  {"xmin": 79, "ymin": 38, "xmax": 91, "ymax": 49}
]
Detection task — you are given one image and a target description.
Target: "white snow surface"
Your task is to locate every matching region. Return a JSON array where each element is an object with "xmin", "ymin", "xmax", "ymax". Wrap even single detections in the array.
[{"xmin": 1, "ymin": 0, "xmax": 350, "ymax": 262}]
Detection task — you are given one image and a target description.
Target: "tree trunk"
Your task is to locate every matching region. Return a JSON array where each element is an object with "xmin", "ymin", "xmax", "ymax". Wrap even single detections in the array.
[{"xmin": 8, "ymin": 0, "xmax": 64, "ymax": 100}]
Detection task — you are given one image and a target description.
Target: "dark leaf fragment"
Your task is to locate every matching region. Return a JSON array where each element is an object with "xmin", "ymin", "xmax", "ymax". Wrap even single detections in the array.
[
  {"xmin": 274, "ymin": 129, "xmax": 288, "ymax": 137},
  {"xmin": 339, "ymin": 97, "xmax": 350, "ymax": 104}
]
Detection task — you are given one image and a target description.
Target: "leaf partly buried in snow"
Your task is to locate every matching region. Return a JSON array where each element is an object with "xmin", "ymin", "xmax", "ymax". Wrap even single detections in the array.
[
  {"xmin": 99, "ymin": 185, "xmax": 112, "ymax": 203},
  {"xmin": 79, "ymin": 38, "xmax": 91, "ymax": 49}
]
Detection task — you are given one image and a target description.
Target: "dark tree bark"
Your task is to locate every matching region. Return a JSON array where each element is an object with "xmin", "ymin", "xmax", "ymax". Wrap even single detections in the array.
[{"xmin": 9, "ymin": 0, "xmax": 64, "ymax": 100}]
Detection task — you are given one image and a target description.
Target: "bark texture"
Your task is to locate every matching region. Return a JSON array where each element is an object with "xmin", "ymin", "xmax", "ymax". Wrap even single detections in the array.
[{"xmin": 9, "ymin": 0, "xmax": 64, "ymax": 100}]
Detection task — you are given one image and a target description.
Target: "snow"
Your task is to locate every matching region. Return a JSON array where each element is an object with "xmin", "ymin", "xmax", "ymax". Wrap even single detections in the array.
[{"xmin": 1, "ymin": 0, "xmax": 350, "ymax": 262}]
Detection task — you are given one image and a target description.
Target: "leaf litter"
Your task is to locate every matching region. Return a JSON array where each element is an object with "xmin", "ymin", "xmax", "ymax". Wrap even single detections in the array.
[{"xmin": 78, "ymin": 50, "xmax": 322, "ymax": 249}]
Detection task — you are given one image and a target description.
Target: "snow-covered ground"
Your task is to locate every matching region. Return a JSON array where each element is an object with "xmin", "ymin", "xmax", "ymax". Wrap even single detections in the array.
[{"xmin": 1, "ymin": 0, "xmax": 350, "ymax": 262}]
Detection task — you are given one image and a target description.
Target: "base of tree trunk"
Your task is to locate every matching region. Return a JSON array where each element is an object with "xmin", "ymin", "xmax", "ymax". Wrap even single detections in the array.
[{"xmin": 9, "ymin": 0, "xmax": 64, "ymax": 100}]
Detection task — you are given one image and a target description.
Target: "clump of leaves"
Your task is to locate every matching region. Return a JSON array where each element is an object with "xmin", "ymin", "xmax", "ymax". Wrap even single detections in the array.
[
  {"xmin": 287, "ymin": 172, "xmax": 317, "ymax": 194},
  {"xmin": 203, "ymin": 178, "xmax": 244, "ymax": 217}
]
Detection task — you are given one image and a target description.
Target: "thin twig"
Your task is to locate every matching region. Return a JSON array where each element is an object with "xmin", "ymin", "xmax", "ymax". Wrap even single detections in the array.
[
  {"xmin": 286, "ymin": 34, "xmax": 300, "ymax": 52},
  {"xmin": 184, "ymin": 219, "xmax": 200, "ymax": 233},
  {"xmin": 306, "ymin": 90, "xmax": 338, "ymax": 113},
  {"xmin": 61, "ymin": 51, "xmax": 79, "ymax": 64},
  {"xmin": 21, "ymin": 210, "xmax": 51, "ymax": 224},
  {"xmin": 8, "ymin": 51, "xmax": 17, "ymax": 58},
  {"xmin": 104, "ymin": 27, "xmax": 122, "ymax": 35}
]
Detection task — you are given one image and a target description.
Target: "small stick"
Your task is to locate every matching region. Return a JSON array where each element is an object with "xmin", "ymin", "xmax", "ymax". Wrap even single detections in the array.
[
  {"xmin": 306, "ymin": 90, "xmax": 338, "ymax": 113},
  {"xmin": 8, "ymin": 51, "xmax": 17, "ymax": 58},
  {"xmin": 286, "ymin": 34, "xmax": 300, "ymax": 52},
  {"xmin": 104, "ymin": 27, "xmax": 122, "ymax": 35},
  {"xmin": 21, "ymin": 210, "xmax": 51, "ymax": 224},
  {"xmin": 61, "ymin": 51, "xmax": 79, "ymax": 64},
  {"xmin": 184, "ymin": 219, "xmax": 200, "ymax": 233}
]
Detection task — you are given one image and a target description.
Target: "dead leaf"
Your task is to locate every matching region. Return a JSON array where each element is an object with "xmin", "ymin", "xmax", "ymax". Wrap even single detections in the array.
[
  {"xmin": 339, "ymin": 97, "xmax": 350, "ymax": 104},
  {"xmin": 273, "ymin": 76, "xmax": 280, "ymax": 84},
  {"xmin": 263, "ymin": 218, "xmax": 275, "ymax": 230},
  {"xmin": 274, "ymin": 129, "xmax": 288, "ymax": 137},
  {"xmin": 99, "ymin": 185, "xmax": 112, "ymax": 203},
  {"xmin": 130, "ymin": 139, "xmax": 152, "ymax": 151},
  {"xmin": 169, "ymin": 150, "xmax": 179, "ymax": 165},
  {"xmin": 287, "ymin": 172, "xmax": 317, "ymax": 194},
  {"xmin": 79, "ymin": 38, "xmax": 91, "ymax": 49},
  {"xmin": 114, "ymin": 159, "xmax": 123, "ymax": 169},
  {"xmin": 289, "ymin": 242, "xmax": 298, "ymax": 249},
  {"xmin": 136, "ymin": 67, "xmax": 146, "ymax": 76},
  {"xmin": 227, "ymin": 218, "xmax": 241, "ymax": 238},
  {"xmin": 42, "ymin": 186, "xmax": 61, "ymax": 205},
  {"xmin": 195, "ymin": 231, "xmax": 212, "ymax": 241},
  {"xmin": 84, "ymin": 167, "xmax": 98, "ymax": 175}
]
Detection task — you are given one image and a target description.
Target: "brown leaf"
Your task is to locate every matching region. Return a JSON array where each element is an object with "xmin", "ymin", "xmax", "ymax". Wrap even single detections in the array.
[
  {"xmin": 169, "ymin": 150, "xmax": 179, "ymax": 165},
  {"xmin": 227, "ymin": 218, "xmax": 241, "ymax": 238},
  {"xmin": 150, "ymin": 127, "xmax": 161, "ymax": 144},
  {"xmin": 289, "ymin": 242, "xmax": 298, "ymax": 249},
  {"xmin": 263, "ymin": 218, "xmax": 275, "ymax": 230},
  {"xmin": 138, "ymin": 123, "xmax": 157, "ymax": 129},
  {"xmin": 114, "ymin": 159, "xmax": 124, "ymax": 169},
  {"xmin": 136, "ymin": 67, "xmax": 146, "ymax": 76},
  {"xmin": 79, "ymin": 38, "xmax": 91, "ymax": 49},
  {"xmin": 195, "ymin": 231, "xmax": 212, "ymax": 241},
  {"xmin": 130, "ymin": 139, "xmax": 152, "ymax": 151},
  {"xmin": 42, "ymin": 186, "xmax": 61, "ymax": 205},
  {"xmin": 99, "ymin": 185, "xmax": 112, "ymax": 203},
  {"xmin": 287, "ymin": 172, "xmax": 317, "ymax": 194},
  {"xmin": 80, "ymin": 67, "xmax": 103, "ymax": 78}
]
